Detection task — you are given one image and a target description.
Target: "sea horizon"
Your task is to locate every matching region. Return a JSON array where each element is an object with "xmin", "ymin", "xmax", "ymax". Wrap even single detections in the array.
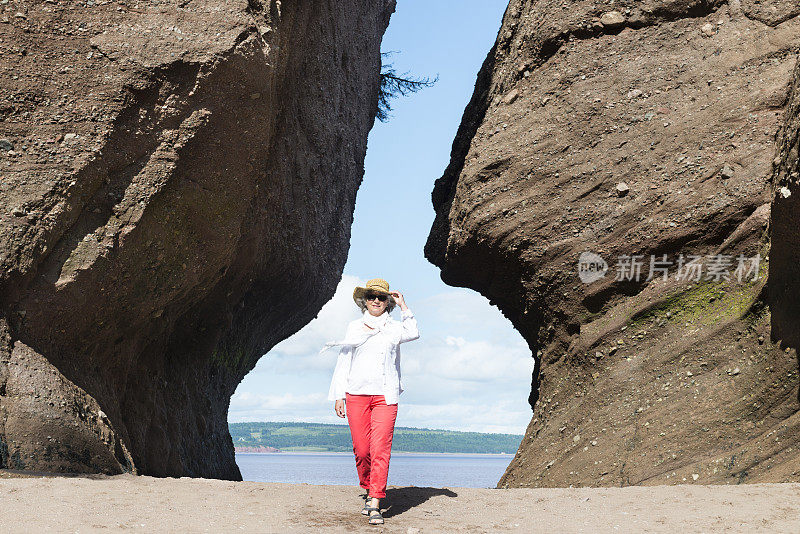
[
  {"xmin": 235, "ymin": 451, "xmax": 514, "ymax": 488},
  {"xmin": 235, "ymin": 450, "xmax": 516, "ymax": 457}
]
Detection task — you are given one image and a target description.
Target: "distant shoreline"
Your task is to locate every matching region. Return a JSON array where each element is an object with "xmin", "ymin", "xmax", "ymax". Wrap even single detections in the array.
[
  {"xmin": 234, "ymin": 449, "xmax": 514, "ymax": 456},
  {"xmin": 230, "ymin": 421, "xmax": 523, "ymax": 455}
]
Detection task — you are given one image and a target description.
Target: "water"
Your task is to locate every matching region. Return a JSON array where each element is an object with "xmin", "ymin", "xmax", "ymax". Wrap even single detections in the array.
[{"xmin": 236, "ymin": 452, "xmax": 513, "ymax": 489}]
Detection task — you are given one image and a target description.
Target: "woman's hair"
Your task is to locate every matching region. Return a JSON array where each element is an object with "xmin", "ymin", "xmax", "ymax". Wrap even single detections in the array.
[{"xmin": 355, "ymin": 294, "xmax": 397, "ymax": 314}]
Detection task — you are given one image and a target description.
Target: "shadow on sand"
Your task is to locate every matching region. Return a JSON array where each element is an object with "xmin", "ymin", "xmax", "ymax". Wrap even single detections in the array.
[
  {"xmin": 380, "ymin": 486, "xmax": 458, "ymax": 518},
  {"xmin": 0, "ymin": 469, "xmax": 118, "ymax": 479}
]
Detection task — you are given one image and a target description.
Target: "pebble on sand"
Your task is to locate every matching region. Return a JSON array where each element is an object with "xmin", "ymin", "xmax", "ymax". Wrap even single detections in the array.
[
  {"xmin": 504, "ymin": 89, "xmax": 519, "ymax": 105},
  {"xmin": 720, "ymin": 164, "xmax": 735, "ymax": 179},
  {"xmin": 600, "ymin": 11, "xmax": 625, "ymax": 28}
]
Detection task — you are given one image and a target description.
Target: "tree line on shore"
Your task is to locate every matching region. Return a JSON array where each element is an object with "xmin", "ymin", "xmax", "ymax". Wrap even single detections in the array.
[{"xmin": 229, "ymin": 422, "xmax": 522, "ymax": 454}]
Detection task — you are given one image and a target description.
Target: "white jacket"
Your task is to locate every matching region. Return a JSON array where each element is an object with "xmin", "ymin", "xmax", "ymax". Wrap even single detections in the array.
[{"xmin": 323, "ymin": 308, "xmax": 420, "ymax": 405}]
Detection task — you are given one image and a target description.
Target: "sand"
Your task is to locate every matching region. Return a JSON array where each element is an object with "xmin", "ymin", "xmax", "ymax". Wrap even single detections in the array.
[{"xmin": 0, "ymin": 472, "xmax": 798, "ymax": 533}]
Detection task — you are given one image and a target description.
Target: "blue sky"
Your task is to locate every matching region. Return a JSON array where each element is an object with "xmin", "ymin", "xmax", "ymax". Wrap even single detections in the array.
[{"xmin": 229, "ymin": 1, "xmax": 535, "ymax": 434}]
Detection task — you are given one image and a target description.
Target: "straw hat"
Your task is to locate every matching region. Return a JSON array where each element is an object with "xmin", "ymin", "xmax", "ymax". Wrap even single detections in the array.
[{"xmin": 352, "ymin": 278, "xmax": 393, "ymax": 304}]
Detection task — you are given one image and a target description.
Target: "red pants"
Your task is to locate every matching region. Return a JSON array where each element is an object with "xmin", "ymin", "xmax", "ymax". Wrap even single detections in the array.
[{"xmin": 345, "ymin": 393, "xmax": 398, "ymax": 499}]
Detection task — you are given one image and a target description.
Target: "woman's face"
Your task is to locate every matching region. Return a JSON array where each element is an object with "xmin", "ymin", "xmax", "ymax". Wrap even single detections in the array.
[{"xmin": 364, "ymin": 292, "xmax": 388, "ymax": 316}]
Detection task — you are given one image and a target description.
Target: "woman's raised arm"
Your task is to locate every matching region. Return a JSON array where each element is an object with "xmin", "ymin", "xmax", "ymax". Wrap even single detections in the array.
[
  {"xmin": 390, "ymin": 291, "xmax": 419, "ymax": 344},
  {"xmin": 399, "ymin": 308, "xmax": 420, "ymax": 343}
]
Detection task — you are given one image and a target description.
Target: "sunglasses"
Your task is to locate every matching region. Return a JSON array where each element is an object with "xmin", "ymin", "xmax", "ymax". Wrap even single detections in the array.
[{"xmin": 364, "ymin": 292, "xmax": 388, "ymax": 302}]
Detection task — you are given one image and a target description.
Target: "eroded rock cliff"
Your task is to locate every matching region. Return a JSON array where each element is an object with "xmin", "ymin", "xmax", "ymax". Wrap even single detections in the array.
[
  {"xmin": 0, "ymin": 0, "xmax": 394, "ymax": 477},
  {"xmin": 427, "ymin": 0, "xmax": 800, "ymax": 486},
  {"xmin": 769, "ymin": 61, "xmax": 800, "ymax": 351}
]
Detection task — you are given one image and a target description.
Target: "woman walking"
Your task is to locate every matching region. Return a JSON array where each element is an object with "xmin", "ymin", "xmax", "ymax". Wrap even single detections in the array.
[{"xmin": 320, "ymin": 278, "xmax": 420, "ymax": 525}]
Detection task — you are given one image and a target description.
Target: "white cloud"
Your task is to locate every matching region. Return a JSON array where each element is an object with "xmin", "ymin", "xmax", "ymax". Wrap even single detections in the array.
[
  {"xmin": 248, "ymin": 274, "xmax": 367, "ymax": 375},
  {"xmin": 402, "ymin": 335, "xmax": 533, "ymax": 383},
  {"xmin": 231, "ymin": 280, "xmax": 535, "ymax": 434},
  {"xmin": 270, "ymin": 274, "xmax": 364, "ymax": 356},
  {"xmin": 229, "ymin": 391, "xmax": 341, "ymax": 424},
  {"xmin": 399, "ymin": 399, "xmax": 531, "ymax": 434},
  {"xmin": 416, "ymin": 290, "xmax": 513, "ymax": 334},
  {"xmin": 231, "ymin": 391, "xmax": 326, "ymax": 410}
]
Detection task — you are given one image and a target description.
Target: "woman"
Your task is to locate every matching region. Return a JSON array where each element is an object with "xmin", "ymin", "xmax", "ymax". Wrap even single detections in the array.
[{"xmin": 320, "ymin": 278, "xmax": 420, "ymax": 525}]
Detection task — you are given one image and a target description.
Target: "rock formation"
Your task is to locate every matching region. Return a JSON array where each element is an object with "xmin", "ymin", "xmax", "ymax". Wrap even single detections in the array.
[
  {"xmin": 0, "ymin": 0, "xmax": 394, "ymax": 478},
  {"xmin": 769, "ymin": 61, "xmax": 800, "ymax": 352},
  {"xmin": 426, "ymin": 0, "xmax": 800, "ymax": 486}
]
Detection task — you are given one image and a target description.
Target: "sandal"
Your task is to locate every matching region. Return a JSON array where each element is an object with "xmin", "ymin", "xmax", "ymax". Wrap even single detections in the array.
[
  {"xmin": 361, "ymin": 496, "xmax": 371, "ymax": 516},
  {"xmin": 365, "ymin": 507, "xmax": 384, "ymax": 525}
]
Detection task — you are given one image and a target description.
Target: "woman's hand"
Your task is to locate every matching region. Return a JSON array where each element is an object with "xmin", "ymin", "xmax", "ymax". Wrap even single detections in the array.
[
  {"xmin": 334, "ymin": 399, "xmax": 346, "ymax": 418},
  {"xmin": 389, "ymin": 290, "xmax": 407, "ymax": 311}
]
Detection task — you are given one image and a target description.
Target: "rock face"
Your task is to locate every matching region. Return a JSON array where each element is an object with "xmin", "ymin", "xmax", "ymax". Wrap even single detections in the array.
[
  {"xmin": 426, "ymin": 0, "xmax": 800, "ymax": 486},
  {"xmin": 0, "ymin": 0, "xmax": 394, "ymax": 478},
  {"xmin": 769, "ymin": 61, "xmax": 800, "ymax": 351}
]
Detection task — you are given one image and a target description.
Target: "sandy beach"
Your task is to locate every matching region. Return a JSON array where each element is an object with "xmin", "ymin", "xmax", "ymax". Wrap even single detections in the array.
[{"xmin": 1, "ymin": 472, "xmax": 798, "ymax": 533}]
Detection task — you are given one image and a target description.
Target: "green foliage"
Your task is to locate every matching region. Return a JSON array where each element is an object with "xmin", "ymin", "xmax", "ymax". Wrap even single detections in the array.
[
  {"xmin": 377, "ymin": 52, "xmax": 437, "ymax": 122},
  {"xmin": 629, "ymin": 249, "xmax": 769, "ymax": 330},
  {"xmin": 229, "ymin": 422, "xmax": 522, "ymax": 454}
]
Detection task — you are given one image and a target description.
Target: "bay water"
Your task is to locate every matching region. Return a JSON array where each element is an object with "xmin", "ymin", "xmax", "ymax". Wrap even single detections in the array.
[{"xmin": 236, "ymin": 452, "xmax": 513, "ymax": 489}]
